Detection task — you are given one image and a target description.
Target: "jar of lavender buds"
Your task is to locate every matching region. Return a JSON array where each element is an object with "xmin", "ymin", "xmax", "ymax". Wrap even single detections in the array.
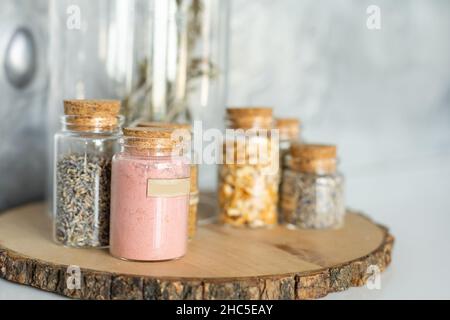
[{"xmin": 53, "ymin": 100, "xmax": 122, "ymax": 248}]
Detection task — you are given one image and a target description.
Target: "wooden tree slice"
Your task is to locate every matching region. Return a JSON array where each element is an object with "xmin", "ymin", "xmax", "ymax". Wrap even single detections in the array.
[{"xmin": 0, "ymin": 203, "xmax": 394, "ymax": 300}]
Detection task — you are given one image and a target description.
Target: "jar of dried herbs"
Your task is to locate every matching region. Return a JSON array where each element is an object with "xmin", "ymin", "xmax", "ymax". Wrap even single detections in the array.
[
  {"xmin": 110, "ymin": 127, "xmax": 191, "ymax": 261},
  {"xmin": 281, "ymin": 143, "xmax": 345, "ymax": 229},
  {"xmin": 138, "ymin": 122, "xmax": 199, "ymax": 239},
  {"xmin": 218, "ymin": 107, "xmax": 279, "ymax": 228},
  {"xmin": 53, "ymin": 100, "xmax": 123, "ymax": 248}
]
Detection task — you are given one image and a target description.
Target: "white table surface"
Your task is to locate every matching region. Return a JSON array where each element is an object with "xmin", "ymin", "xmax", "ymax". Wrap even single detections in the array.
[{"xmin": 1, "ymin": 156, "xmax": 450, "ymax": 300}]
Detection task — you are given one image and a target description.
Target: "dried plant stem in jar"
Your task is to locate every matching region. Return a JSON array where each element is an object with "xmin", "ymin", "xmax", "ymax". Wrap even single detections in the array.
[{"xmin": 281, "ymin": 144, "xmax": 345, "ymax": 229}]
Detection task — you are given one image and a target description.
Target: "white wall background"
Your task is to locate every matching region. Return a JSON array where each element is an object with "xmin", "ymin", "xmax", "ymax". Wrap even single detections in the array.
[
  {"xmin": 199, "ymin": 0, "xmax": 450, "ymax": 190},
  {"xmin": 1, "ymin": 0, "xmax": 449, "ymax": 207}
]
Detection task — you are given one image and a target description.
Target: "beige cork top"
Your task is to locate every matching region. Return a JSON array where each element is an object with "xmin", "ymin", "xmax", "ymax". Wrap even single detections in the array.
[
  {"xmin": 275, "ymin": 118, "xmax": 301, "ymax": 128},
  {"xmin": 123, "ymin": 127, "xmax": 175, "ymax": 139},
  {"xmin": 290, "ymin": 143, "xmax": 337, "ymax": 174},
  {"xmin": 275, "ymin": 118, "xmax": 301, "ymax": 140},
  {"xmin": 123, "ymin": 127, "xmax": 190, "ymax": 151},
  {"xmin": 226, "ymin": 107, "xmax": 273, "ymax": 118},
  {"xmin": 291, "ymin": 143, "xmax": 336, "ymax": 159},
  {"xmin": 63, "ymin": 100, "xmax": 121, "ymax": 116},
  {"xmin": 137, "ymin": 122, "xmax": 192, "ymax": 131},
  {"xmin": 226, "ymin": 107, "xmax": 273, "ymax": 129},
  {"xmin": 62, "ymin": 100, "xmax": 121, "ymax": 131}
]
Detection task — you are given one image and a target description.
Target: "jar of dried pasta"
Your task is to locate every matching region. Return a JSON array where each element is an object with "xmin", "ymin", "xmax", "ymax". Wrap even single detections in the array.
[
  {"xmin": 138, "ymin": 122, "xmax": 199, "ymax": 239},
  {"xmin": 281, "ymin": 143, "xmax": 345, "ymax": 229},
  {"xmin": 218, "ymin": 107, "xmax": 279, "ymax": 228}
]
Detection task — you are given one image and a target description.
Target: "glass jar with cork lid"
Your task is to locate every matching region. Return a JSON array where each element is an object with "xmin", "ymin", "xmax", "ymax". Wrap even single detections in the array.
[
  {"xmin": 53, "ymin": 100, "xmax": 123, "ymax": 248},
  {"xmin": 281, "ymin": 143, "xmax": 345, "ymax": 229},
  {"xmin": 218, "ymin": 107, "xmax": 279, "ymax": 228},
  {"xmin": 110, "ymin": 127, "xmax": 191, "ymax": 261},
  {"xmin": 275, "ymin": 118, "xmax": 301, "ymax": 169},
  {"xmin": 137, "ymin": 122, "xmax": 199, "ymax": 239}
]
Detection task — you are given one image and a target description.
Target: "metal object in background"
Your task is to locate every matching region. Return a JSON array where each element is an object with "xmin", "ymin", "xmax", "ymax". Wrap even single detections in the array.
[
  {"xmin": 0, "ymin": 0, "xmax": 48, "ymax": 211},
  {"xmin": 4, "ymin": 27, "xmax": 37, "ymax": 89}
]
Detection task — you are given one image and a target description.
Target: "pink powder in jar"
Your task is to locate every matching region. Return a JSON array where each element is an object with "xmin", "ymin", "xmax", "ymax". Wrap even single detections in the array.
[{"xmin": 110, "ymin": 152, "xmax": 190, "ymax": 261}]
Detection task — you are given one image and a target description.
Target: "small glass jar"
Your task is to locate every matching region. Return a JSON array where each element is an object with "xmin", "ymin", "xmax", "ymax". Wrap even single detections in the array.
[
  {"xmin": 275, "ymin": 118, "xmax": 301, "ymax": 214},
  {"xmin": 110, "ymin": 127, "xmax": 191, "ymax": 261},
  {"xmin": 53, "ymin": 100, "xmax": 122, "ymax": 248},
  {"xmin": 137, "ymin": 122, "xmax": 199, "ymax": 239},
  {"xmin": 281, "ymin": 143, "xmax": 345, "ymax": 229},
  {"xmin": 218, "ymin": 107, "xmax": 279, "ymax": 228},
  {"xmin": 275, "ymin": 118, "xmax": 301, "ymax": 169}
]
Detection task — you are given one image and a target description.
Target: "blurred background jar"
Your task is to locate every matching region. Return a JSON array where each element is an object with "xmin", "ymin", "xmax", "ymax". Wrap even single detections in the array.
[
  {"xmin": 218, "ymin": 107, "xmax": 279, "ymax": 228},
  {"xmin": 47, "ymin": 0, "xmax": 230, "ymax": 211},
  {"xmin": 275, "ymin": 118, "xmax": 301, "ymax": 165},
  {"xmin": 275, "ymin": 118, "xmax": 301, "ymax": 215},
  {"xmin": 281, "ymin": 143, "xmax": 345, "ymax": 229}
]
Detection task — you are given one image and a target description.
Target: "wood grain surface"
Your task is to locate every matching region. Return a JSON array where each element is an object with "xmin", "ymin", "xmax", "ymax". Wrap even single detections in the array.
[{"xmin": 0, "ymin": 202, "xmax": 393, "ymax": 300}]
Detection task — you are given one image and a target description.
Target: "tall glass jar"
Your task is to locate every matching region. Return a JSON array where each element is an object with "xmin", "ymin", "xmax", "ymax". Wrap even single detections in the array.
[
  {"xmin": 218, "ymin": 108, "xmax": 279, "ymax": 228},
  {"xmin": 53, "ymin": 100, "xmax": 122, "ymax": 247},
  {"xmin": 47, "ymin": 0, "xmax": 230, "ymax": 213},
  {"xmin": 110, "ymin": 127, "xmax": 191, "ymax": 261},
  {"xmin": 137, "ymin": 121, "xmax": 199, "ymax": 238},
  {"xmin": 281, "ymin": 143, "xmax": 345, "ymax": 229}
]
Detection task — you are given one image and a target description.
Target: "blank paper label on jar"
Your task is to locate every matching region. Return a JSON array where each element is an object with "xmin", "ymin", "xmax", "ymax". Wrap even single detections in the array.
[{"xmin": 147, "ymin": 178, "xmax": 190, "ymax": 198}]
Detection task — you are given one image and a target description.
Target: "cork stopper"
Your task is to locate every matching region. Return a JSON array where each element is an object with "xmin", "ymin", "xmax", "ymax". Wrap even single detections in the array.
[
  {"xmin": 63, "ymin": 100, "xmax": 121, "ymax": 132},
  {"xmin": 137, "ymin": 122, "xmax": 192, "ymax": 131},
  {"xmin": 226, "ymin": 107, "xmax": 273, "ymax": 118},
  {"xmin": 64, "ymin": 100, "xmax": 121, "ymax": 116},
  {"xmin": 123, "ymin": 127, "xmax": 175, "ymax": 139},
  {"xmin": 275, "ymin": 118, "xmax": 300, "ymax": 141},
  {"xmin": 226, "ymin": 107, "xmax": 273, "ymax": 129},
  {"xmin": 290, "ymin": 143, "xmax": 337, "ymax": 174},
  {"xmin": 122, "ymin": 127, "xmax": 190, "ymax": 151}
]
